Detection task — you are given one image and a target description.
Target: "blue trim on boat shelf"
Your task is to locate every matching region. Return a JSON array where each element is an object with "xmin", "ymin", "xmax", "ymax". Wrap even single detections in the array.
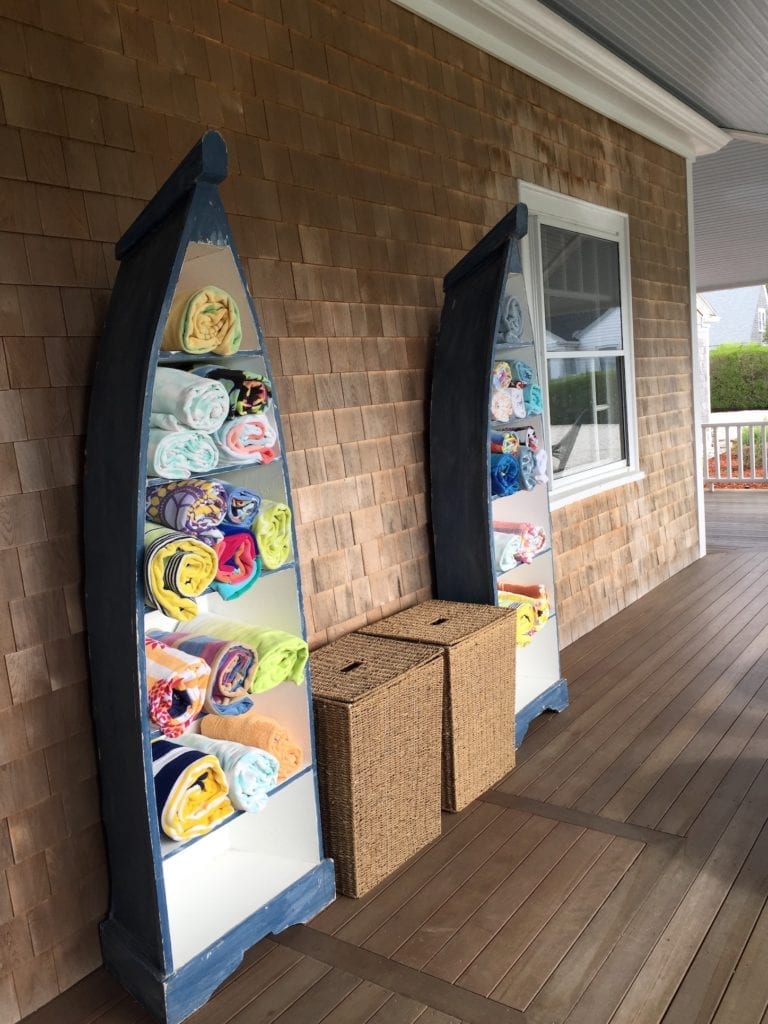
[
  {"xmin": 100, "ymin": 858, "xmax": 336, "ymax": 1024},
  {"xmin": 161, "ymin": 763, "xmax": 315, "ymax": 861},
  {"xmin": 515, "ymin": 678, "xmax": 569, "ymax": 747}
]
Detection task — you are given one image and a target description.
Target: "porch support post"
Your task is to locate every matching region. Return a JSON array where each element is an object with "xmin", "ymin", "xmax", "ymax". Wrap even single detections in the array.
[{"xmin": 688, "ymin": 157, "xmax": 707, "ymax": 558}]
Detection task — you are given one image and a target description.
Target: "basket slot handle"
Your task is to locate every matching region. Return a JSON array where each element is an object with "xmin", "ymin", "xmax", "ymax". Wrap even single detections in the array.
[
  {"xmin": 430, "ymin": 617, "xmax": 448, "ymax": 625},
  {"xmin": 340, "ymin": 660, "xmax": 363, "ymax": 673}
]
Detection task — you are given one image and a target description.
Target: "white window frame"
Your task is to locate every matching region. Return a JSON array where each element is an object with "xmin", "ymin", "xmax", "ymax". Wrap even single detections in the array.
[
  {"xmin": 758, "ymin": 307, "xmax": 766, "ymax": 335},
  {"xmin": 518, "ymin": 181, "xmax": 643, "ymax": 509}
]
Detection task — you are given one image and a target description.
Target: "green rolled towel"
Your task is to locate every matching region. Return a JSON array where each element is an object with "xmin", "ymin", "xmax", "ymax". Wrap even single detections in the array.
[
  {"xmin": 173, "ymin": 612, "xmax": 307, "ymax": 694},
  {"xmin": 254, "ymin": 499, "xmax": 292, "ymax": 570}
]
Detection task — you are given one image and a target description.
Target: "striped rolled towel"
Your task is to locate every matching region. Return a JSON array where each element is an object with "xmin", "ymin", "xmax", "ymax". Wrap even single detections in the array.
[
  {"xmin": 149, "ymin": 631, "xmax": 257, "ymax": 716},
  {"xmin": 201, "ymin": 711, "xmax": 302, "ymax": 782},
  {"xmin": 143, "ymin": 523, "xmax": 217, "ymax": 621},
  {"xmin": 151, "ymin": 737, "xmax": 234, "ymax": 841},
  {"xmin": 144, "ymin": 636, "xmax": 208, "ymax": 737}
]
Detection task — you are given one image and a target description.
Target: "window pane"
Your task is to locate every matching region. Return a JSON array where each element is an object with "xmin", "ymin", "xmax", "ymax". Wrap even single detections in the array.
[
  {"xmin": 541, "ymin": 225, "xmax": 623, "ymax": 353},
  {"xmin": 548, "ymin": 357, "xmax": 627, "ymax": 478}
]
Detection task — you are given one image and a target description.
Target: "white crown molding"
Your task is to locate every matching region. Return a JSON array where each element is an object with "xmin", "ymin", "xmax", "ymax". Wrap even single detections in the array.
[{"xmin": 394, "ymin": 0, "xmax": 730, "ymax": 158}]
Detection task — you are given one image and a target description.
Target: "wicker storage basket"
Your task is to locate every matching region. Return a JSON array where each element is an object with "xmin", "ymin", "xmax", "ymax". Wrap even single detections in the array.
[
  {"xmin": 310, "ymin": 633, "xmax": 444, "ymax": 898},
  {"xmin": 359, "ymin": 599, "xmax": 516, "ymax": 812}
]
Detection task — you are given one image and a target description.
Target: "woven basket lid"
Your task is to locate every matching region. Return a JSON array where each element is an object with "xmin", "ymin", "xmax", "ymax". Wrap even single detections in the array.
[
  {"xmin": 310, "ymin": 632, "xmax": 443, "ymax": 703},
  {"xmin": 359, "ymin": 599, "xmax": 512, "ymax": 647}
]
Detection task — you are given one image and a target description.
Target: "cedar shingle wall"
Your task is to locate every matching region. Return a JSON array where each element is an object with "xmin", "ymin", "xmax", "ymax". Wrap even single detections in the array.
[{"xmin": 0, "ymin": 0, "xmax": 695, "ymax": 1016}]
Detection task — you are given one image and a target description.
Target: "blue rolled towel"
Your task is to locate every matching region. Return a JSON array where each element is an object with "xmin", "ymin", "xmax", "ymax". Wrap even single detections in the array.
[
  {"xmin": 491, "ymin": 453, "xmax": 520, "ymax": 497},
  {"xmin": 221, "ymin": 482, "xmax": 261, "ymax": 528},
  {"xmin": 175, "ymin": 733, "xmax": 279, "ymax": 812}
]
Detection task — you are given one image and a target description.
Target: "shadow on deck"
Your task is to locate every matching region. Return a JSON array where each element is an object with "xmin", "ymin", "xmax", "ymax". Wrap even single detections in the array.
[{"xmin": 25, "ymin": 500, "xmax": 768, "ymax": 1024}]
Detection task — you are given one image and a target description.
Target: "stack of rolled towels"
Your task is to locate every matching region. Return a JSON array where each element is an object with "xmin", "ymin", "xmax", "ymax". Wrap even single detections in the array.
[
  {"xmin": 146, "ymin": 614, "xmax": 308, "ymax": 841},
  {"xmin": 143, "ymin": 477, "xmax": 293, "ymax": 616}
]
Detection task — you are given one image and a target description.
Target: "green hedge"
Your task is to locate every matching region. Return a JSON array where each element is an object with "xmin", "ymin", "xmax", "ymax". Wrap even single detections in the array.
[
  {"xmin": 710, "ymin": 343, "xmax": 768, "ymax": 411},
  {"xmin": 548, "ymin": 367, "xmax": 618, "ymax": 424}
]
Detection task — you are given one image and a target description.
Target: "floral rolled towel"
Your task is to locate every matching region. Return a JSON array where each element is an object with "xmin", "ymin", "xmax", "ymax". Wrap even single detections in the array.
[
  {"xmin": 147, "ymin": 428, "xmax": 218, "ymax": 480},
  {"xmin": 144, "ymin": 636, "xmax": 208, "ymax": 737},
  {"xmin": 150, "ymin": 631, "xmax": 256, "ymax": 715},
  {"xmin": 152, "ymin": 737, "xmax": 234, "ymax": 841},
  {"xmin": 491, "ymin": 361, "xmax": 512, "ymax": 389},
  {"xmin": 149, "ymin": 367, "xmax": 230, "ymax": 433},
  {"xmin": 212, "ymin": 531, "xmax": 261, "ymax": 601},
  {"xmin": 193, "ymin": 366, "xmax": 272, "ymax": 417},
  {"xmin": 221, "ymin": 483, "xmax": 261, "ymax": 528},
  {"xmin": 146, "ymin": 478, "xmax": 227, "ymax": 538},
  {"xmin": 175, "ymin": 733, "xmax": 279, "ymax": 812},
  {"xmin": 144, "ymin": 523, "xmax": 218, "ymax": 620},
  {"xmin": 201, "ymin": 711, "xmax": 302, "ymax": 782},
  {"xmin": 213, "ymin": 414, "xmax": 279, "ymax": 464},
  {"xmin": 491, "ymin": 521, "xmax": 546, "ymax": 564},
  {"xmin": 491, "ymin": 453, "xmax": 520, "ymax": 497},
  {"xmin": 254, "ymin": 499, "xmax": 292, "ymax": 570},
  {"xmin": 176, "ymin": 613, "xmax": 308, "ymax": 693},
  {"xmin": 162, "ymin": 286, "xmax": 242, "ymax": 355}
]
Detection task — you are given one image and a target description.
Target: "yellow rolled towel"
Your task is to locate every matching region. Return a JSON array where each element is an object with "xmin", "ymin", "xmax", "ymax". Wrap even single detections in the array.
[
  {"xmin": 254, "ymin": 499, "xmax": 293, "ymax": 570},
  {"xmin": 201, "ymin": 711, "xmax": 302, "ymax": 782},
  {"xmin": 144, "ymin": 523, "xmax": 218, "ymax": 621},
  {"xmin": 162, "ymin": 286, "xmax": 242, "ymax": 355}
]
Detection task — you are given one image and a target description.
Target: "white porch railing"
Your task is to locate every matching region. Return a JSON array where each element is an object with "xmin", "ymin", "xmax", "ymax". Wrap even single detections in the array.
[{"xmin": 703, "ymin": 421, "xmax": 768, "ymax": 487}]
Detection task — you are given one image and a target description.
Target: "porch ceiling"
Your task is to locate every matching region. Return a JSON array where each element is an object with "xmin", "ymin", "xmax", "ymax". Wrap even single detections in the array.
[{"xmin": 539, "ymin": 0, "xmax": 768, "ymax": 290}]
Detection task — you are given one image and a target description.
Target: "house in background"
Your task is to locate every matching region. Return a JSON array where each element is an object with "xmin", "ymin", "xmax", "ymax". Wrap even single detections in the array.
[{"xmin": 700, "ymin": 284, "xmax": 768, "ymax": 346}]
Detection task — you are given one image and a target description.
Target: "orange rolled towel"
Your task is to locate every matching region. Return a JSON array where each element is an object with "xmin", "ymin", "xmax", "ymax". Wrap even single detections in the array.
[{"xmin": 200, "ymin": 711, "xmax": 302, "ymax": 782}]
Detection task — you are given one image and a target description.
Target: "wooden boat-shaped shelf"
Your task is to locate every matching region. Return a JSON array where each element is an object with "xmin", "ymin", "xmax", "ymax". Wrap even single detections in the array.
[
  {"xmin": 83, "ymin": 131, "xmax": 334, "ymax": 1024},
  {"xmin": 430, "ymin": 205, "xmax": 569, "ymax": 744}
]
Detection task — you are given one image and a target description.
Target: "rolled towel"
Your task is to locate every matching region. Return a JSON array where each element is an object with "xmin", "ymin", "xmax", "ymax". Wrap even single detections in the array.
[
  {"xmin": 176, "ymin": 612, "xmax": 308, "ymax": 693},
  {"xmin": 221, "ymin": 482, "xmax": 261, "ymax": 528},
  {"xmin": 490, "ymin": 430, "xmax": 519, "ymax": 455},
  {"xmin": 490, "ymin": 388, "xmax": 514, "ymax": 422},
  {"xmin": 254, "ymin": 499, "xmax": 292, "ymax": 570},
  {"xmin": 212, "ymin": 531, "xmax": 261, "ymax": 601},
  {"xmin": 144, "ymin": 636, "xmax": 208, "ymax": 737},
  {"xmin": 149, "ymin": 367, "xmax": 230, "ymax": 433},
  {"xmin": 146, "ymin": 478, "xmax": 227, "ymax": 537},
  {"xmin": 511, "ymin": 359, "xmax": 534, "ymax": 385},
  {"xmin": 490, "ymin": 453, "xmax": 519, "ymax": 497},
  {"xmin": 491, "ymin": 361, "xmax": 512, "ymax": 389},
  {"xmin": 495, "ymin": 595, "xmax": 539, "ymax": 646},
  {"xmin": 493, "ymin": 532, "xmax": 524, "ymax": 573},
  {"xmin": 524, "ymin": 383, "xmax": 543, "ymax": 414},
  {"xmin": 149, "ymin": 632, "xmax": 256, "ymax": 715},
  {"xmin": 162, "ymin": 286, "xmax": 242, "ymax": 355},
  {"xmin": 175, "ymin": 733, "xmax": 279, "ymax": 811},
  {"xmin": 491, "ymin": 521, "xmax": 546, "ymax": 564},
  {"xmin": 517, "ymin": 447, "xmax": 537, "ymax": 489},
  {"xmin": 213, "ymin": 413, "xmax": 279, "ymax": 464},
  {"xmin": 147, "ymin": 428, "xmax": 218, "ymax": 480},
  {"xmin": 193, "ymin": 365, "xmax": 272, "ymax": 417},
  {"xmin": 498, "ymin": 582, "xmax": 550, "ymax": 638},
  {"xmin": 201, "ymin": 711, "xmax": 302, "ymax": 782},
  {"xmin": 152, "ymin": 738, "xmax": 234, "ymax": 841},
  {"xmin": 144, "ymin": 523, "xmax": 218, "ymax": 620}
]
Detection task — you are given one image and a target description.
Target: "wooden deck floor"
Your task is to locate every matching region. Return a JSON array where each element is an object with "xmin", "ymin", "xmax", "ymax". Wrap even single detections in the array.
[{"xmin": 26, "ymin": 494, "xmax": 768, "ymax": 1024}]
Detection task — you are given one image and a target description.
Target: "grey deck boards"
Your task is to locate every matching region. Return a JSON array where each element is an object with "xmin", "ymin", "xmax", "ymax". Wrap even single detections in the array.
[{"xmin": 23, "ymin": 503, "xmax": 768, "ymax": 1024}]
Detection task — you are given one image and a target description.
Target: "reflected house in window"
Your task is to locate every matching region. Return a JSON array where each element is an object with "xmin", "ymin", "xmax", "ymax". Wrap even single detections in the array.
[{"xmin": 700, "ymin": 284, "xmax": 768, "ymax": 347}]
